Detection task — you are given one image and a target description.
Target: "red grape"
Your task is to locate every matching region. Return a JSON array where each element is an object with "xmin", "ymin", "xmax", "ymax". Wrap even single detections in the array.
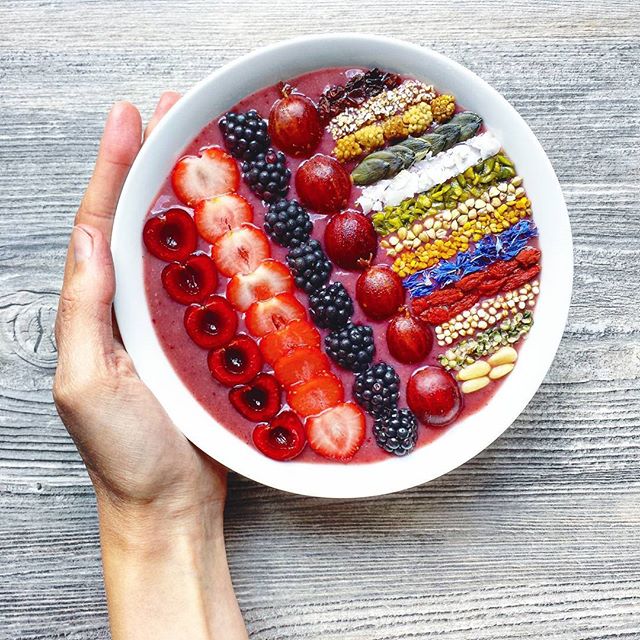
[
  {"xmin": 387, "ymin": 311, "xmax": 433, "ymax": 363},
  {"xmin": 295, "ymin": 154, "xmax": 351, "ymax": 214},
  {"xmin": 356, "ymin": 265, "xmax": 405, "ymax": 320},
  {"xmin": 324, "ymin": 210, "xmax": 377, "ymax": 271},
  {"xmin": 407, "ymin": 366, "xmax": 462, "ymax": 427},
  {"xmin": 268, "ymin": 85, "xmax": 322, "ymax": 157}
]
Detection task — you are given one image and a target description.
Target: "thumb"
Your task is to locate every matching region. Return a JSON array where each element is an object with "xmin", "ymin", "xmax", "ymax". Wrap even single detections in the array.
[{"xmin": 55, "ymin": 224, "xmax": 115, "ymax": 370}]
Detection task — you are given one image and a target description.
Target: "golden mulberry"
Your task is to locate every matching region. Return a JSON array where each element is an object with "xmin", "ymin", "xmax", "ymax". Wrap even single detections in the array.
[
  {"xmin": 333, "ymin": 134, "xmax": 362, "ymax": 162},
  {"xmin": 402, "ymin": 102, "xmax": 433, "ymax": 135},
  {"xmin": 382, "ymin": 115, "xmax": 409, "ymax": 140},
  {"xmin": 354, "ymin": 124, "xmax": 385, "ymax": 151},
  {"xmin": 431, "ymin": 94, "xmax": 456, "ymax": 123}
]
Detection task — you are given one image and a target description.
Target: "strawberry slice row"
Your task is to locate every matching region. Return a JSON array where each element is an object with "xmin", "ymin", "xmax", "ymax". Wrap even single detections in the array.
[{"xmin": 212, "ymin": 218, "xmax": 364, "ymax": 460}]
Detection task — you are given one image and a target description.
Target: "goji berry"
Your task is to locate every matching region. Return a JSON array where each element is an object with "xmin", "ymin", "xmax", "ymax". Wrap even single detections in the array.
[
  {"xmin": 422, "ymin": 287, "xmax": 464, "ymax": 307},
  {"xmin": 487, "ymin": 260, "xmax": 514, "ymax": 278},
  {"xmin": 422, "ymin": 307, "xmax": 451, "ymax": 325},
  {"xmin": 457, "ymin": 272, "xmax": 484, "ymax": 292},
  {"xmin": 503, "ymin": 265, "xmax": 540, "ymax": 290},
  {"xmin": 514, "ymin": 248, "xmax": 541, "ymax": 267}
]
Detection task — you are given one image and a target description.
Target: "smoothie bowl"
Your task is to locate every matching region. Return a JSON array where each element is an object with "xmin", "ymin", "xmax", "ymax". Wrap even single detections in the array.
[{"xmin": 112, "ymin": 34, "xmax": 572, "ymax": 498}]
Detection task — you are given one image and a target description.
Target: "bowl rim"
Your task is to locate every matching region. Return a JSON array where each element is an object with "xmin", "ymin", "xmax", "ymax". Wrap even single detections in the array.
[{"xmin": 112, "ymin": 33, "xmax": 573, "ymax": 498}]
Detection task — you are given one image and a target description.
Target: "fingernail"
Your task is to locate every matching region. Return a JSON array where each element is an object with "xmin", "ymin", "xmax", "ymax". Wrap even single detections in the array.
[{"xmin": 72, "ymin": 225, "xmax": 94, "ymax": 264}]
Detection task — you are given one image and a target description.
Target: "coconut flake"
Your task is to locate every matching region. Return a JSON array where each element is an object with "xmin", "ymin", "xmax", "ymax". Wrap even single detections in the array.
[{"xmin": 357, "ymin": 132, "xmax": 502, "ymax": 213}]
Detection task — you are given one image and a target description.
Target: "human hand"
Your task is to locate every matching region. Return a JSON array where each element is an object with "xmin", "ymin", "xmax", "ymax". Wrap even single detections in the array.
[
  {"xmin": 53, "ymin": 93, "xmax": 227, "ymax": 530},
  {"xmin": 53, "ymin": 96, "xmax": 247, "ymax": 639}
]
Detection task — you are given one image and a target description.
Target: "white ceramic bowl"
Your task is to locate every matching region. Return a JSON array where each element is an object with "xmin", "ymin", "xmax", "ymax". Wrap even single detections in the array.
[{"xmin": 112, "ymin": 34, "xmax": 572, "ymax": 498}]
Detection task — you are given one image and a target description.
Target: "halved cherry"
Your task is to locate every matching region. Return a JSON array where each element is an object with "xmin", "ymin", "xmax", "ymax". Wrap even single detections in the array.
[
  {"xmin": 287, "ymin": 373, "xmax": 344, "ymax": 418},
  {"xmin": 207, "ymin": 334, "xmax": 263, "ymax": 387},
  {"xmin": 194, "ymin": 194, "xmax": 253, "ymax": 244},
  {"xmin": 259, "ymin": 319, "xmax": 321, "ymax": 365},
  {"xmin": 211, "ymin": 223, "xmax": 271, "ymax": 277},
  {"xmin": 229, "ymin": 373, "xmax": 282, "ymax": 422},
  {"xmin": 227, "ymin": 260, "xmax": 294, "ymax": 312},
  {"xmin": 143, "ymin": 208, "xmax": 197, "ymax": 262},
  {"xmin": 161, "ymin": 253, "xmax": 218, "ymax": 305},
  {"xmin": 252, "ymin": 411, "xmax": 306, "ymax": 461},
  {"xmin": 171, "ymin": 146, "xmax": 240, "ymax": 206},
  {"xmin": 184, "ymin": 295, "xmax": 237, "ymax": 349},
  {"xmin": 273, "ymin": 347, "xmax": 330, "ymax": 389},
  {"xmin": 245, "ymin": 293, "xmax": 306, "ymax": 337}
]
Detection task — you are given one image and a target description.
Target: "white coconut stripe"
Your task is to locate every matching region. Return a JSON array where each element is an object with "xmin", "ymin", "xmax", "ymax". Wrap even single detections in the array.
[{"xmin": 356, "ymin": 132, "xmax": 503, "ymax": 214}]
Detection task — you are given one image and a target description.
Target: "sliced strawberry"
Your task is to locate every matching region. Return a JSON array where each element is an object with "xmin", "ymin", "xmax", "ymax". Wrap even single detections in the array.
[
  {"xmin": 229, "ymin": 373, "xmax": 281, "ymax": 422},
  {"xmin": 227, "ymin": 260, "xmax": 294, "ymax": 312},
  {"xmin": 259, "ymin": 319, "xmax": 321, "ymax": 365},
  {"xmin": 194, "ymin": 194, "xmax": 253, "ymax": 244},
  {"xmin": 273, "ymin": 347, "xmax": 331, "ymax": 389},
  {"xmin": 252, "ymin": 411, "xmax": 306, "ymax": 461},
  {"xmin": 305, "ymin": 402, "xmax": 366, "ymax": 462},
  {"xmin": 245, "ymin": 293, "xmax": 306, "ymax": 338},
  {"xmin": 161, "ymin": 253, "xmax": 218, "ymax": 305},
  {"xmin": 183, "ymin": 295, "xmax": 237, "ymax": 349},
  {"xmin": 208, "ymin": 334, "xmax": 262, "ymax": 387},
  {"xmin": 211, "ymin": 223, "xmax": 270, "ymax": 277},
  {"xmin": 171, "ymin": 146, "xmax": 240, "ymax": 206},
  {"xmin": 143, "ymin": 208, "xmax": 197, "ymax": 262},
  {"xmin": 287, "ymin": 373, "xmax": 344, "ymax": 418}
]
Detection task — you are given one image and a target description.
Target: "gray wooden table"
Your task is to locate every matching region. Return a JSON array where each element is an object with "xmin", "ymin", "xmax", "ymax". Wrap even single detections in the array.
[{"xmin": 1, "ymin": 1, "xmax": 639, "ymax": 638}]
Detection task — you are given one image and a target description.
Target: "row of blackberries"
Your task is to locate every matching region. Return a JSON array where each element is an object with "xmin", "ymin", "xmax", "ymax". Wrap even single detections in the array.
[{"xmin": 221, "ymin": 109, "xmax": 418, "ymax": 456}]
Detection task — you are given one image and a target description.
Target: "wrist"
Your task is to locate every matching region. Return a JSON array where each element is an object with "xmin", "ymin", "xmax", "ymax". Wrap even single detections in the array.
[
  {"xmin": 97, "ymin": 493, "xmax": 246, "ymax": 640},
  {"xmin": 96, "ymin": 490, "xmax": 225, "ymax": 555}
]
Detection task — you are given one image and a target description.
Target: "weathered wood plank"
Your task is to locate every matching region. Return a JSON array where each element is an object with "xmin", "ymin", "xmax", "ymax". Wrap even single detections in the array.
[{"xmin": 1, "ymin": 0, "xmax": 639, "ymax": 638}]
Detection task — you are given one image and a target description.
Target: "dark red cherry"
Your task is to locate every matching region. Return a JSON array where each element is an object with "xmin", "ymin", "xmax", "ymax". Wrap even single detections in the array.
[
  {"xmin": 207, "ymin": 334, "xmax": 263, "ymax": 387},
  {"xmin": 229, "ymin": 373, "xmax": 282, "ymax": 422},
  {"xmin": 183, "ymin": 295, "xmax": 237, "ymax": 349},
  {"xmin": 143, "ymin": 208, "xmax": 197, "ymax": 262},
  {"xmin": 324, "ymin": 210, "xmax": 377, "ymax": 271},
  {"xmin": 161, "ymin": 253, "xmax": 218, "ymax": 305},
  {"xmin": 252, "ymin": 411, "xmax": 306, "ymax": 461},
  {"xmin": 356, "ymin": 265, "xmax": 405, "ymax": 320}
]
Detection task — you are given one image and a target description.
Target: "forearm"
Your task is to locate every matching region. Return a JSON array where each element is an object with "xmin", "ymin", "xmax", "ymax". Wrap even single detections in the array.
[{"xmin": 97, "ymin": 498, "xmax": 248, "ymax": 640}]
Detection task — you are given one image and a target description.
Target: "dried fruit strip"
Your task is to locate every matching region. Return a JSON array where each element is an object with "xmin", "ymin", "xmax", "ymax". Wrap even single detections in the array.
[
  {"xmin": 327, "ymin": 80, "xmax": 436, "ymax": 139},
  {"xmin": 371, "ymin": 155, "xmax": 518, "ymax": 236},
  {"xmin": 434, "ymin": 280, "xmax": 540, "ymax": 347},
  {"xmin": 412, "ymin": 251, "xmax": 540, "ymax": 325},
  {"xmin": 391, "ymin": 196, "xmax": 532, "ymax": 277},
  {"xmin": 403, "ymin": 220, "xmax": 539, "ymax": 299},
  {"xmin": 438, "ymin": 311, "xmax": 534, "ymax": 370},
  {"xmin": 333, "ymin": 102, "xmax": 433, "ymax": 162}
]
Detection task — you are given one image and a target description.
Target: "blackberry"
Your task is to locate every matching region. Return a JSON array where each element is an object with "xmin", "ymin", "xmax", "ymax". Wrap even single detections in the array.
[
  {"xmin": 353, "ymin": 362, "xmax": 400, "ymax": 416},
  {"xmin": 309, "ymin": 282, "xmax": 354, "ymax": 330},
  {"xmin": 242, "ymin": 149, "xmax": 291, "ymax": 202},
  {"xmin": 264, "ymin": 199, "xmax": 312, "ymax": 248},
  {"xmin": 219, "ymin": 110, "xmax": 269, "ymax": 161},
  {"xmin": 324, "ymin": 323, "xmax": 375, "ymax": 372},
  {"xmin": 373, "ymin": 408, "xmax": 418, "ymax": 456},
  {"xmin": 286, "ymin": 239, "xmax": 332, "ymax": 293}
]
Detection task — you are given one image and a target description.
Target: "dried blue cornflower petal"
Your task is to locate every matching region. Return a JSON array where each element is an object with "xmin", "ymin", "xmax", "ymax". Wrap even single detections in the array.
[{"xmin": 405, "ymin": 220, "xmax": 538, "ymax": 298}]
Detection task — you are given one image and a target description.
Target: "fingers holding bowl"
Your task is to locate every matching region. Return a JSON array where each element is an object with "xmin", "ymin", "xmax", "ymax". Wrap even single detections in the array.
[{"xmin": 144, "ymin": 91, "xmax": 181, "ymax": 141}]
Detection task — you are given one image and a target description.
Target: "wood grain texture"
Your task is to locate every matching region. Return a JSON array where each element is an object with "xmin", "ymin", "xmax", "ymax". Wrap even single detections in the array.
[{"xmin": 1, "ymin": 0, "xmax": 639, "ymax": 638}]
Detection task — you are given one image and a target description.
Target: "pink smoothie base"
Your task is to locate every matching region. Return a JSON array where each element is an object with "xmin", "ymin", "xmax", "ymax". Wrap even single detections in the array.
[{"xmin": 143, "ymin": 66, "xmax": 534, "ymax": 464}]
